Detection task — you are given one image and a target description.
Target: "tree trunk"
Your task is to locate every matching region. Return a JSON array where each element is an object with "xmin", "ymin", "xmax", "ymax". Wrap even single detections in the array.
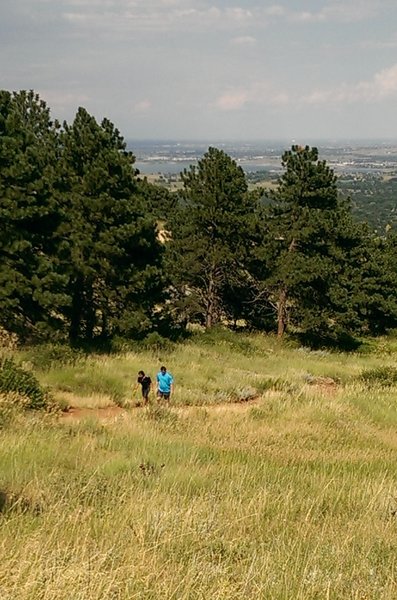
[
  {"xmin": 85, "ymin": 284, "xmax": 95, "ymax": 341},
  {"xmin": 277, "ymin": 287, "xmax": 287, "ymax": 337},
  {"xmin": 100, "ymin": 309, "xmax": 108, "ymax": 339},
  {"xmin": 205, "ymin": 268, "xmax": 218, "ymax": 329},
  {"xmin": 69, "ymin": 275, "xmax": 84, "ymax": 342},
  {"xmin": 276, "ymin": 237, "xmax": 295, "ymax": 337}
]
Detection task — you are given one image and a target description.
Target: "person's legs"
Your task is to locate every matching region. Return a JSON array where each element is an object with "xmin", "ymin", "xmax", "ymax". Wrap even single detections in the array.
[{"xmin": 157, "ymin": 391, "xmax": 170, "ymax": 403}]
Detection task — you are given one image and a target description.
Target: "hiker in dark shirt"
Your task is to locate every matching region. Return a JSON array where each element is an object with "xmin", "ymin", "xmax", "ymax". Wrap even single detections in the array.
[{"xmin": 135, "ymin": 370, "xmax": 152, "ymax": 405}]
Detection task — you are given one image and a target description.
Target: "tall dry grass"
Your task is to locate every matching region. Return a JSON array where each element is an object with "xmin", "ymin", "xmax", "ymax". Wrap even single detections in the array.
[
  {"xmin": 0, "ymin": 333, "xmax": 397, "ymax": 597},
  {"xmin": 16, "ymin": 330, "xmax": 397, "ymax": 408}
]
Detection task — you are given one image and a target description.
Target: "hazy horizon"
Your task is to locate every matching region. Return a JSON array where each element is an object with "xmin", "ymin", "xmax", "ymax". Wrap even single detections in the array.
[{"xmin": 128, "ymin": 137, "xmax": 397, "ymax": 145}]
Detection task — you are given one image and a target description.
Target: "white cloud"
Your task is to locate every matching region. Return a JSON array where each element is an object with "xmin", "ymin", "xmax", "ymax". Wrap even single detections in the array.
[
  {"xmin": 374, "ymin": 64, "xmax": 397, "ymax": 97},
  {"xmin": 62, "ymin": 12, "xmax": 91, "ymax": 23},
  {"xmin": 265, "ymin": 5, "xmax": 286, "ymax": 17},
  {"xmin": 231, "ymin": 35, "xmax": 257, "ymax": 46},
  {"xmin": 38, "ymin": 89, "xmax": 90, "ymax": 111},
  {"xmin": 360, "ymin": 38, "xmax": 397, "ymax": 49},
  {"xmin": 66, "ymin": 0, "xmax": 117, "ymax": 6},
  {"xmin": 225, "ymin": 7, "xmax": 252, "ymax": 21},
  {"xmin": 215, "ymin": 91, "xmax": 248, "ymax": 110},
  {"xmin": 214, "ymin": 64, "xmax": 397, "ymax": 113},
  {"xmin": 134, "ymin": 99, "xmax": 152, "ymax": 112},
  {"xmin": 322, "ymin": 1, "xmax": 381, "ymax": 22},
  {"xmin": 276, "ymin": 1, "xmax": 382, "ymax": 24},
  {"xmin": 215, "ymin": 82, "xmax": 289, "ymax": 111},
  {"xmin": 59, "ymin": 1, "xmax": 258, "ymax": 34},
  {"xmin": 302, "ymin": 64, "xmax": 397, "ymax": 105}
]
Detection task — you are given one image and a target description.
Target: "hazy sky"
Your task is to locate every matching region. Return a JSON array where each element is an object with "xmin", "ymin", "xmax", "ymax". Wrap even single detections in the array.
[{"xmin": 1, "ymin": 0, "xmax": 397, "ymax": 141}]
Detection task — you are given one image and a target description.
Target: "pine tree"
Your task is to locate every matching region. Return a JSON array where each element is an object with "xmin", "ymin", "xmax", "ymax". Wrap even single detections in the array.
[
  {"xmin": 0, "ymin": 90, "xmax": 67, "ymax": 340},
  {"xmin": 355, "ymin": 232, "xmax": 397, "ymax": 334},
  {"xmin": 261, "ymin": 145, "xmax": 372, "ymax": 344},
  {"xmin": 167, "ymin": 147, "xmax": 259, "ymax": 328},
  {"xmin": 58, "ymin": 108, "xmax": 164, "ymax": 342}
]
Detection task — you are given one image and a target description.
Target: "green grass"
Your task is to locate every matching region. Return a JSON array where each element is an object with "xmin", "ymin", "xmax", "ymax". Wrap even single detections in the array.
[
  {"xmin": 14, "ymin": 330, "xmax": 397, "ymax": 408},
  {"xmin": 1, "ymin": 332, "xmax": 397, "ymax": 598}
]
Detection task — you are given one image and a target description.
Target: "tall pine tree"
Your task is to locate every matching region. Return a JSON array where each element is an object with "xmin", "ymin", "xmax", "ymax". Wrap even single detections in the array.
[
  {"xmin": 260, "ymin": 145, "xmax": 372, "ymax": 344},
  {"xmin": 0, "ymin": 90, "xmax": 67, "ymax": 340},
  {"xmin": 58, "ymin": 108, "xmax": 164, "ymax": 342},
  {"xmin": 167, "ymin": 147, "xmax": 259, "ymax": 328}
]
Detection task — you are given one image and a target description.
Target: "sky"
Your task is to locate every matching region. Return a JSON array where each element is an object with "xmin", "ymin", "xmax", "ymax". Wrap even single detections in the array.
[{"xmin": 1, "ymin": 0, "xmax": 397, "ymax": 142}]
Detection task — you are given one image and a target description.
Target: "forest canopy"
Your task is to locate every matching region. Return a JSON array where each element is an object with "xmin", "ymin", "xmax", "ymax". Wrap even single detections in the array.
[{"xmin": 1, "ymin": 90, "xmax": 397, "ymax": 347}]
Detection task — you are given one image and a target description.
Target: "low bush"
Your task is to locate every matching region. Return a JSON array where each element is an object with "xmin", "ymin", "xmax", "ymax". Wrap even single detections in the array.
[
  {"xmin": 0, "ymin": 392, "xmax": 26, "ymax": 428},
  {"xmin": 0, "ymin": 356, "xmax": 50, "ymax": 410},
  {"xmin": 360, "ymin": 366, "xmax": 397, "ymax": 387},
  {"xmin": 231, "ymin": 386, "xmax": 258, "ymax": 402},
  {"xmin": 256, "ymin": 378, "xmax": 280, "ymax": 393},
  {"xmin": 140, "ymin": 332, "xmax": 175, "ymax": 354},
  {"xmin": 0, "ymin": 487, "xmax": 43, "ymax": 516},
  {"xmin": 192, "ymin": 327, "xmax": 255, "ymax": 355},
  {"xmin": 20, "ymin": 344, "xmax": 86, "ymax": 370},
  {"xmin": 0, "ymin": 327, "xmax": 18, "ymax": 350}
]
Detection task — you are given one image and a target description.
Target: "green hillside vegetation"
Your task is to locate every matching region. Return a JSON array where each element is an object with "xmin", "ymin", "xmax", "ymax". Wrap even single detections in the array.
[
  {"xmin": 248, "ymin": 171, "xmax": 397, "ymax": 233},
  {"xmin": 338, "ymin": 174, "xmax": 397, "ymax": 232},
  {"xmin": 9, "ymin": 329, "xmax": 397, "ymax": 408},
  {"xmin": 1, "ymin": 90, "xmax": 397, "ymax": 349},
  {"xmin": 1, "ymin": 333, "xmax": 397, "ymax": 598}
]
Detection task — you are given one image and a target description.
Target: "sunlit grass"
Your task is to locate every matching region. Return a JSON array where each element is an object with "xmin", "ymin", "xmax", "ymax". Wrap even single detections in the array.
[
  {"xmin": 1, "ymin": 333, "xmax": 397, "ymax": 597},
  {"xmin": 17, "ymin": 332, "xmax": 397, "ymax": 411}
]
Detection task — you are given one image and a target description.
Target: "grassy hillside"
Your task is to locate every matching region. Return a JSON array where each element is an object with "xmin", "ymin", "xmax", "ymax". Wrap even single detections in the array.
[
  {"xmin": 13, "ymin": 330, "xmax": 397, "ymax": 409},
  {"xmin": 1, "ymin": 332, "xmax": 397, "ymax": 598}
]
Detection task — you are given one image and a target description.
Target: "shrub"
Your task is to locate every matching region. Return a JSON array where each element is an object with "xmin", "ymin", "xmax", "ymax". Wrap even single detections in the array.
[
  {"xmin": 231, "ymin": 386, "xmax": 258, "ymax": 403},
  {"xmin": 0, "ymin": 392, "xmax": 27, "ymax": 428},
  {"xmin": 193, "ymin": 327, "xmax": 254, "ymax": 355},
  {"xmin": 140, "ymin": 332, "xmax": 175, "ymax": 354},
  {"xmin": 21, "ymin": 344, "xmax": 85, "ymax": 370},
  {"xmin": 109, "ymin": 336, "xmax": 137, "ymax": 353},
  {"xmin": 0, "ymin": 327, "xmax": 18, "ymax": 350},
  {"xmin": 256, "ymin": 378, "xmax": 279, "ymax": 393},
  {"xmin": 0, "ymin": 357, "xmax": 49, "ymax": 409},
  {"xmin": 0, "ymin": 488, "xmax": 43, "ymax": 515},
  {"xmin": 360, "ymin": 366, "xmax": 397, "ymax": 387}
]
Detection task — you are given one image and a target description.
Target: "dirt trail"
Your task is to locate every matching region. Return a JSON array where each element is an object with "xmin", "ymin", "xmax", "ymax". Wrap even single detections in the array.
[
  {"xmin": 59, "ymin": 380, "xmax": 337, "ymax": 422},
  {"xmin": 60, "ymin": 400, "xmax": 258, "ymax": 422},
  {"xmin": 61, "ymin": 406, "xmax": 126, "ymax": 421}
]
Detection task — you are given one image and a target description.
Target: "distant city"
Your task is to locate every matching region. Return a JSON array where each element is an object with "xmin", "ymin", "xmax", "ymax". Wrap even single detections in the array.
[{"xmin": 129, "ymin": 139, "xmax": 397, "ymax": 177}]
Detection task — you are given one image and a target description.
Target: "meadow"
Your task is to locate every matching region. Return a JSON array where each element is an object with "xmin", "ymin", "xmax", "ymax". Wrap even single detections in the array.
[{"xmin": 1, "ymin": 331, "xmax": 397, "ymax": 598}]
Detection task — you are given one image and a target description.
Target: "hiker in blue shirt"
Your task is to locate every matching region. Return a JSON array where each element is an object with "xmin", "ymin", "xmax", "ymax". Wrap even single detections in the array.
[{"xmin": 156, "ymin": 365, "xmax": 174, "ymax": 402}]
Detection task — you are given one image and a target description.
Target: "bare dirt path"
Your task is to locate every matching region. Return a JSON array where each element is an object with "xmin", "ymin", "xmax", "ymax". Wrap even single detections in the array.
[
  {"xmin": 59, "ymin": 379, "xmax": 337, "ymax": 423},
  {"xmin": 61, "ymin": 406, "xmax": 127, "ymax": 421},
  {"xmin": 60, "ymin": 400, "xmax": 259, "ymax": 422}
]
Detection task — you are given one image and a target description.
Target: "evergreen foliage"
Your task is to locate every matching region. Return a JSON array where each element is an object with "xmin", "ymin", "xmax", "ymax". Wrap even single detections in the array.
[
  {"xmin": 136, "ymin": 177, "xmax": 176, "ymax": 221},
  {"xmin": 0, "ymin": 356, "xmax": 48, "ymax": 409},
  {"xmin": 57, "ymin": 108, "xmax": 164, "ymax": 341},
  {"xmin": 167, "ymin": 147, "xmax": 259, "ymax": 328},
  {"xmin": 1, "ymin": 90, "xmax": 396, "ymax": 348},
  {"xmin": 257, "ymin": 145, "xmax": 385, "ymax": 342},
  {"xmin": 0, "ymin": 90, "xmax": 67, "ymax": 340}
]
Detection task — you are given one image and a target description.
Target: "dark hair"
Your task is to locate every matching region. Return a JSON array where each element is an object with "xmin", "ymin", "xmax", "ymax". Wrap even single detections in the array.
[
  {"xmin": 138, "ymin": 370, "xmax": 145, "ymax": 376},
  {"xmin": 160, "ymin": 366, "xmax": 166, "ymax": 372}
]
